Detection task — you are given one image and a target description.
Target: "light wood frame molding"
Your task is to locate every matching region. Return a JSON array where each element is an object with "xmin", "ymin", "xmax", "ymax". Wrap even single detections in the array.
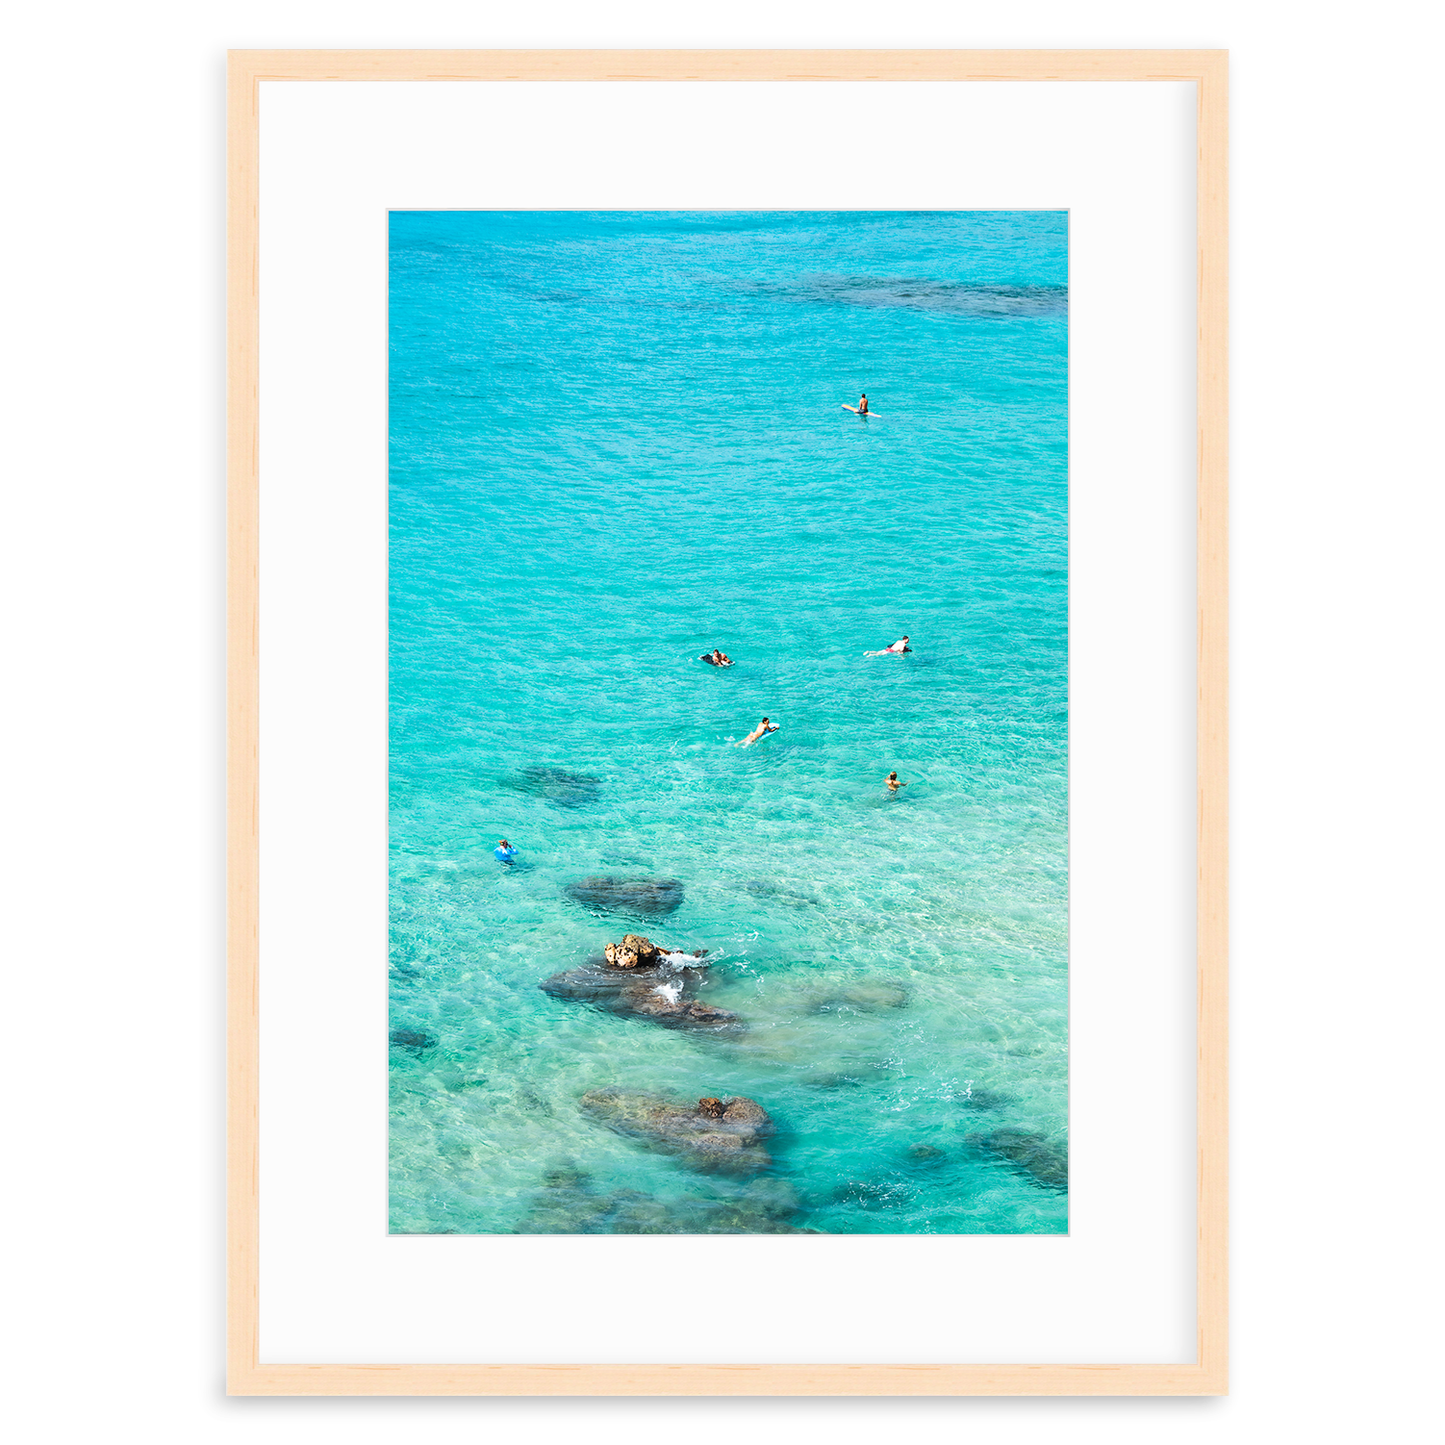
[{"xmin": 227, "ymin": 48, "xmax": 1227, "ymax": 1397}]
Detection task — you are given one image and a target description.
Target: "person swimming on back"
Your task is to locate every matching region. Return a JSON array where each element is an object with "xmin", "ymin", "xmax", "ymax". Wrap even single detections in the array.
[
  {"xmin": 865, "ymin": 634, "xmax": 911, "ymax": 657},
  {"xmin": 737, "ymin": 716, "xmax": 778, "ymax": 747}
]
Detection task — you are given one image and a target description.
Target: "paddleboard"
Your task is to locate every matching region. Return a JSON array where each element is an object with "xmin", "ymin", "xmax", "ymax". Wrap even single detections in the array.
[{"xmin": 841, "ymin": 404, "xmax": 881, "ymax": 417}]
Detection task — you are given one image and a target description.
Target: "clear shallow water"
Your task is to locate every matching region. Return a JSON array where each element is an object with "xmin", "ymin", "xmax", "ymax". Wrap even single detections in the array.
[{"xmin": 388, "ymin": 211, "xmax": 1068, "ymax": 1234}]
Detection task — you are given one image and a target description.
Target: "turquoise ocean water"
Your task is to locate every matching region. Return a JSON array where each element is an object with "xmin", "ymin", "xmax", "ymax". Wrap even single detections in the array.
[{"xmin": 389, "ymin": 211, "xmax": 1068, "ymax": 1234}]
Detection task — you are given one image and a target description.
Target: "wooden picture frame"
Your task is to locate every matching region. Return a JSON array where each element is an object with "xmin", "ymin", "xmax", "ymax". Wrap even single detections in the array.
[{"xmin": 227, "ymin": 48, "xmax": 1227, "ymax": 1396}]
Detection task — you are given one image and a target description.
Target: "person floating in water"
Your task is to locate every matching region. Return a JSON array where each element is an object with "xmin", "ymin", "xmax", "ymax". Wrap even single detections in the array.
[
  {"xmin": 864, "ymin": 634, "xmax": 911, "ymax": 657},
  {"xmin": 701, "ymin": 648, "xmax": 733, "ymax": 667},
  {"xmin": 886, "ymin": 771, "xmax": 906, "ymax": 792},
  {"xmin": 737, "ymin": 716, "xmax": 778, "ymax": 747},
  {"xmin": 494, "ymin": 838, "xmax": 518, "ymax": 863}
]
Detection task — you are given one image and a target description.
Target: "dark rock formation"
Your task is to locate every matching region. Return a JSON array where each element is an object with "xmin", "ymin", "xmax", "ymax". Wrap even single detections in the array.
[
  {"xmin": 968, "ymin": 1129, "xmax": 1068, "ymax": 1192},
  {"xmin": 388, "ymin": 1027, "xmax": 437, "ymax": 1051},
  {"xmin": 565, "ymin": 875, "xmax": 685, "ymax": 918},
  {"xmin": 539, "ymin": 938, "xmax": 739, "ymax": 1031},
  {"xmin": 508, "ymin": 766, "xmax": 602, "ymax": 809},
  {"xmin": 579, "ymin": 1088, "xmax": 775, "ymax": 1173}
]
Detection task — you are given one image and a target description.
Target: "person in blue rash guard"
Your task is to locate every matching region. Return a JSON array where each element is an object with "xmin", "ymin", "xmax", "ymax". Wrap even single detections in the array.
[{"xmin": 494, "ymin": 838, "xmax": 518, "ymax": 863}]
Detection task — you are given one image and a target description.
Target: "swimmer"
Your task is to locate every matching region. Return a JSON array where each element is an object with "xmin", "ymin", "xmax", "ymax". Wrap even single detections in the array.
[
  {"xmin": 886, "ymin": 771, "xmax": 906, "ymax": 792},
  {"xmin": 494, "ymin": 838, "xmax": 518, "ymax": 863},
  {"xmin": 737, "ymin": 716, "xmax": 778, "ymax": 747},
  {"xmin": 864, "ymin": 634, "xmax": 911, "ymax": 657},
  {"xmin": 701, "ymin": 648, "xmax": 734, "ymax": 667}
]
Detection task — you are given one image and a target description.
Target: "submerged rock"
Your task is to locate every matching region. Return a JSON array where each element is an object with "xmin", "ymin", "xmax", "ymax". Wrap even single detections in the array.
[
  {"xmin": 538, "ymin": 950, "xmax": 741, "ymax": 1032},
  {"xmin": 514, "ymin": 1165, "xmax": 809, "ymax": 1234},
  {"xmin": 832, "ymin": 1178, "xmax": 913, "ymax": 1210},
  {"xmin": 565, "ymin": 876, "xmax": 685, "ymax": 918},
  {"xmin": 969, "ymin": 1129, "xmax": 1068, "ymax": 1192},
  {"xmin": 515, "ymin": 1086, "xmax": 553, "ymax": 1116},
  {"xmin": 513, "ymin": 1163, "xmax": 617, "ymax": 1234},
  {"xmin": 907, "ymin": 1143, "xmax": 947, "ymax": 1162},
  {"xmin": 388, "ymin": 1027, "xmax": 437, "ymax": 1051},
  {"xmin": 804, "ymin": 1072, "xmax": 866, "ymax": 1091},
  {"xmin": 802, "ymin": 1061, "xmax": 895, "ymax": 1090},
  {"xmin": 959, "ymin": 1086, "xmax": 1017, "ymax": 1112},
  {"xmin": 600, "ymin": 1187, "xmax": 811, "ymax": 1234},
  {"xmin": 508, "ymin": 766, "xmax": 602, "ymax": 809},
  {"xmin": 806, "ymin": 981, "xmax": 910, "ymax": 1014},
  {"xmin": 580, "ymin": 1088, "xmax": 775, "ymax": 1173},
  {"xmin": 743, "ymin": 879, "xmax": 820, "ymax": 908}
]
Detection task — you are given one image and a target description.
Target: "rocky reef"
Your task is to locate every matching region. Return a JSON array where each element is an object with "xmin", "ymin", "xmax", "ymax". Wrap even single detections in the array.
[
  {"xmin": 507, "ymin": 766, "xmax": 602, "ymax": 809},
  {"xmin": 580, "ymin": 1087, "xmax": 775, "ymax": 1173},
  {"xmin": 539, "ymin": 933, "xmax": 742, "ymax": 1031},
  {"xmin": 968, "ymin": 1128, "xmax": 1069, "ymax": 1192},
  {"xmin": 564, "ymin": 875, "xmax": 685, "ymax": 918}
]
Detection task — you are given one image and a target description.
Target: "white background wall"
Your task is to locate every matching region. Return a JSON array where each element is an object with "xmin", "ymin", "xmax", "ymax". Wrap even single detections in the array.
[{"xmin": 2, "ymin": 2, "xmax": 1439, "ymax": 1442}]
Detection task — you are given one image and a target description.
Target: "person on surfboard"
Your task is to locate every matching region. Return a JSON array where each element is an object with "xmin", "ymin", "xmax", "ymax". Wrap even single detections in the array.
[
  {"xmin": 857, "ymin": 393, "xmax": 869, "ymax": 415},
  {"xmin": 865, "ymin": 635, "xmax": 911, "ymax": 657},
  {"xmin": 737, "ymin": 716, "xmax": 778, "ymax": 747}
]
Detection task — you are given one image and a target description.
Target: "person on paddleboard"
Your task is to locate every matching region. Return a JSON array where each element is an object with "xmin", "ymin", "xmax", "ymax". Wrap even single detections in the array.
[{"xmin": 857, "ymin": 393, "xmax": 869, "ymax": 415}]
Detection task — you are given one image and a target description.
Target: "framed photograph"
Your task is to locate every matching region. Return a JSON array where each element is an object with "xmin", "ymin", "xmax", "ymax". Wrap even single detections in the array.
[{"xmin": 228, "ymin": 49, "xmax": 1227, "ymax": 1395}]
